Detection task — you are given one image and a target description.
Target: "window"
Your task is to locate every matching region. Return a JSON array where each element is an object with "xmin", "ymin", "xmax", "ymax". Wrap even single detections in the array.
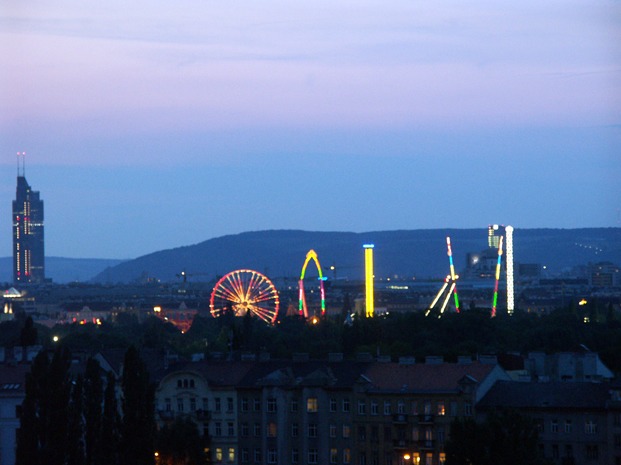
[
  {"xmin": 267, "ymin": 397, "xmax": 277, "ymax": 413},
  {"xmin": 307, "ymin": 397, "xmax": 318, "ymax": 412},
  {"xmin": 425, "ymin": 453, "xmax": 433, "ymax": 465},
  {"xmin": 615, "ymin": 413, "xmax": 621, "ymax": 427},
  {"xmin": 397, "ymin": 401, "xmax": 405, "ymax": 414},
  {"xmin": 190, "ymin": 379, "xmax": 195, "ymax": 388},
  {"xmin": 215, "ymin": 397, "xmax": 221, "ymax": 412},
  {"xmin": 177, "ymin": 398, "xmax": 184, "ymax": 412},
  {"xmin": 253, "ymin": 423, "xmax": 261, "ymax": 437},
  {"xmin": 308, "ymin": 423, "xmax": 317, "ymax": 438},
  {"xmin": 552, "ymin": 444, "xmax": 559, "ymax": 459},
  {"xmin": 384, "ymin": 426, "xmax": 392, "ymax": 441},
  {"xmin": 437, "ymin": 427, "xmax": 445, "ymax": 444},
  {"xmin": 177, "ymin": 379, "xmax": 182, "ymax": 388},
  {"xmin": 292, "ymin": 449, "xmax": 299, "ymax": 464},
  {"xmin": 253, "ymin": 398, "xmax": 261, "ymax": 412},
  {"xmin": 330, "ymin": 448, "xmax": 338, "ymax": 464},
  {"xmin": 358, "ymin": 425, "xmax": 366, "ymax": 441},
  {"xmin": 241, "ymin": 448, "xmax": 249, "ymax": 463},
  {"xmin": 228, "ymin": 422, "xmax": 235, "ymax": 436},
  {"xmin": 412, "ymin": 401, "xmax": 418, "ymax": 415},
  {"xmin": 290, "ymin": 399, "xmax": 298, "ymax": 412},
  {"xmin": 241, "ymin": 397, "xmax": 248, "ymax": 412},
  {"xmin": 253, "ymin": 449, "xmax": 261, "ymax": 463},
  {"xmin": 551, "ymin": 420, "xmax": 558, "ymax": 433},
  {"xmin": 215, "ymin": 448, "xmax": 223, "ymax": 461},
  {"xmin": 371, "ymin": 401, "xmax": 378, "ymax": 415},
  {"xmin": 614, "ymin": 434, "xmax": 621, "ymax": 449},
  {"xmin": 308, "ymin": 448, "xmax": 318, "ymax": 464},
  {"xmin": 228, "ymin": 447, "xmax": 235, "ymax": 463},
  {"xmin": 439, "ymin": 453, "xmax": 446, "ymax": 465},
  {"xmin": 267, "ymin": 448, "xmax": 277, "ymax": 464},
  {"xmin": 384, "ymin": 401, "xmax": 391, "ymax": 415},
  {"xmin": 358, "ymin": 401, "xmax": 366, "ymax": 415},
  {"xmin": 343, "ymin": 424, "xmax": 351, "ymax": 438},
  {"xmin": 215, "ymin": 422, "xmax": 222, "ymax": 437},
  {"xmin": 190, "ymin": 398, "xmax": 196, "ymax": 412},
  {"xmin": 464, "ymin": 403, "xmax": 472, "ymax": 417},
  {"xmin": 343, "ymin": 398, "xmax": 351, "ymax": 412},
  {"xmin": 227, "ymin": 397, "xmax": 234, "ymax": 412},
  {"xmin": 437, "ymin": 401, "xmax": 445, "ymax": 416},
  {"xmin": 330, "ymin": 424, "xmax": 337, "ymax": 438},
  {"xmin": 292, "ymin": 423, "xmax": 299, "ymax": 437},
  {"xmin": 203, "ymin": 397, "xmax": 209, "ymax": 410},
  {"xmin": 450, "ymin": 401, "xmax": 457, "ymax": 416},
  {"xmin": 330, "ymin": 398, "xmax": 337, "ymax": 412},
  {"xmin": 585, "ymin": 420, "xmax": 598, "ymax": 434},
  {"xmin": 165, "ymin": 398, "xmax": 171, "ymax": 411},
  {"xmin": 267, "ymin": 422, "xmax": 277, "ymax": 437},
  {"xmin": 565, "ymin": 445, "xmax": 573, "ymax": 458},
  {"xmin": 359, "ymin": 452, "xmax": 366, "ymax": 465},
  {"xmin": 565, "ymin": 420, "xmax": 572, "ymax": 433},
  {"xmin": 535, "ymin": 419, "xmax": 544, "ymax": 433},
  {"xmin": 240, "ymin": 423, "xmax": 249, "ymax": 437},
  {"xmin": 586, "ymin": 445, "xmax": 599, "ymax": 460},
  {"xmin": 424, "ymin": 401, "xmax": 432, "ymax": 415},
  {"xmin": 343, "ymin": 448, "xmax": 351, "ymax": 464},
  {"xmin": 371, "ymin": 425, "xmax": 379, "ymax": 441}
]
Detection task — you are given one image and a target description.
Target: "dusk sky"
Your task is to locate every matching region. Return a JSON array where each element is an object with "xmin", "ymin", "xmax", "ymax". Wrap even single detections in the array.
[{"xmin": 1, "ymin": 1, "xmax": 620, "ymax": 259}]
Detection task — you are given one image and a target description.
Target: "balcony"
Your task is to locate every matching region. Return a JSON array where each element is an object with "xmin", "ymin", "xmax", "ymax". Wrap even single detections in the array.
[
  {"xmin": 393, "ymin": 439, "xmax": 416, "ymax": 450},
  {"xmin": 417, "ymin": 440, "xmax": 435, "ymax": 450},
  {"xmin": 393, "ymin": 414, "xmax": 408, "ymax": 424},
  {"xmin": 417, "ymin": 414, "xmax": 435, "ymax": 424}
]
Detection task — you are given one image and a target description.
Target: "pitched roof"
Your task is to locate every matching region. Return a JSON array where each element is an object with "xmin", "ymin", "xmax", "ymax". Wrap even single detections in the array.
[
  {"xmin": 0, "ymin": 363, "xmax": 31, "ymax": 394},
  {"xmin": 477, "ymin": 380, "xmax": 613, "ymax": 410},
  {"xmin": 362, "ymin": 361, "xmax": 498, "ymax": 393}
]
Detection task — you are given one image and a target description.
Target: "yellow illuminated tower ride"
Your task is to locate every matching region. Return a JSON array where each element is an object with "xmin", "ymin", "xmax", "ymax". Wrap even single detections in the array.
[{"xmin": 364, "ymin": 244, "xmax": 375, "ymax": 317}]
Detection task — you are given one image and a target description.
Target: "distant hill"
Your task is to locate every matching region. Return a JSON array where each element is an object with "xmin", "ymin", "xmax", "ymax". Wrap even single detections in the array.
[
  {"xmin": 0, "ymin": 257, "xmax": 125, "ymax": 285},
  {"xmin": 91, "ymin": 228, "xmax": 621, "ymax": 284}
]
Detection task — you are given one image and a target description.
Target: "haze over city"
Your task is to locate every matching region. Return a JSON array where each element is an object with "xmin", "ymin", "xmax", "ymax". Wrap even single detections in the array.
[{"xmin": 1, "ymin": 1, "xmax": 619, "ymax": 259}]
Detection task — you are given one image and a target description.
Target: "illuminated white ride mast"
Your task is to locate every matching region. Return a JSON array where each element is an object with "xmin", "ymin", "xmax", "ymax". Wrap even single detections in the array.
[
  {"xmin": 488, "ymin": 224, "xmax": 515, "ymax": 316},
  {"xmin": 505, "ymin": 225, "xmax": 515, "ymax": 314}
]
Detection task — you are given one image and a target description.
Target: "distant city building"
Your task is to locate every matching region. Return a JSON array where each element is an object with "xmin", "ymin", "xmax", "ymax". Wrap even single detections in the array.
[{"xmin": 12, "ymin": 156, "xmax": 45, "ymax": 284}]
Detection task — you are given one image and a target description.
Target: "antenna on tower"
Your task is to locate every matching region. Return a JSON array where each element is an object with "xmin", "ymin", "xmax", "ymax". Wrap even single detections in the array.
[{"xmin": 16, "ymin": 151, "xmax": 26, "ymax": 176}]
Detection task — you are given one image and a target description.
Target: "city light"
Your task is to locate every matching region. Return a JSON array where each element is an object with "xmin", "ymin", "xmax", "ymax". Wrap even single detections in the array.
[{"xmin": 364, "ymin": 244, "xmax": 375, "ymax": 317}]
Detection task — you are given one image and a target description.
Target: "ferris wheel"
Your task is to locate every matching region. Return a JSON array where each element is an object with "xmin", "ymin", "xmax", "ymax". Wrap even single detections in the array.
[{"xmin": 209, "ymin": 269, "xmax": 280, "ymax": 325}]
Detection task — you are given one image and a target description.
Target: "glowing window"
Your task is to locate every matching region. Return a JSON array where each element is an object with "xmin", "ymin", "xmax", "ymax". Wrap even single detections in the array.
[{"xmin": 307, "ymin": 397, "xmax": 318, "ymax": 412}]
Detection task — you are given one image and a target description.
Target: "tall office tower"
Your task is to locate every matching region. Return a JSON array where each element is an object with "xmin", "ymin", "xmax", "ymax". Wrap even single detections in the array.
[{"xmin": 13, "ymin": 153, "xmax": 45, "ymax": 284}]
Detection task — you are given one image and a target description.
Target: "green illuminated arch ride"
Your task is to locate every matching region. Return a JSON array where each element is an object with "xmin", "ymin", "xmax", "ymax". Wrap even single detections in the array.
[{"xmin": 298, "ymin": 249, "xmax": 326, "ymax": 318}]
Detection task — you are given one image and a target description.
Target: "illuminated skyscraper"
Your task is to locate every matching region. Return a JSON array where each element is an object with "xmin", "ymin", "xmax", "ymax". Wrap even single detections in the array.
[{"xmin": 13, "ymin": 153, "xmax": 45, "ymax": 284}]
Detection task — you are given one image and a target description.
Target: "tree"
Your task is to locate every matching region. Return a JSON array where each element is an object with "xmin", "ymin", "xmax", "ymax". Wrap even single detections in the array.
[
  {"xmin": 84, "ymin": 358, "xmax": 104, "ymax": 465},
  {"xmin": 67, "ymin": 376, "xmax": 86, "ymax": 465},
  {"xmin": 19, "ymin": 315, "xmax": 38, "ymax": 347},
  {"xmin": 43, "ymin": 345, "xmax": 72, "ymax": 465},
  {"xmin": 101, "ymin": 371, "xmax": 121, "ymax": 465},
  {"xmin": 119, "ymin": 346, "xmax": 156, "ymax": 465},
  {"xmin": 16, "ymin": 350, "xmax": 48, "ymax": 465},
  {"xmin": 16, "ymin": 346, "xmax": 72, "ymax": 465},
  {"xmin": 445, "ymin": 409, "xmax": 545, "ymax": 465},
  {"xmin": 156, "ymin": 417, "xmax": 206, "ymax": 465}
]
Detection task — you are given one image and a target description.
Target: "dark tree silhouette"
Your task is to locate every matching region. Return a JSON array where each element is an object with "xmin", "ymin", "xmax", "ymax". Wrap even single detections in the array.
[{"xmin": 119, "ymin": 346, "xmax": 156, "ymax": 465}]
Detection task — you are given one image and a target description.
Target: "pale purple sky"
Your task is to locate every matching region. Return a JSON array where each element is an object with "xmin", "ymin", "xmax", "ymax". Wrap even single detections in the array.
[{"xmin": 1, "ymin": 1, "xmax": 620, "ymax": 258}]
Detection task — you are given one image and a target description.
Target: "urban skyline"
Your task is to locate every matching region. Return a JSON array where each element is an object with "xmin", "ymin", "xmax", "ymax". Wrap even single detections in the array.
[{"xmin": 1, "ymin": 1, "xmax": 619, "ymax": 260}]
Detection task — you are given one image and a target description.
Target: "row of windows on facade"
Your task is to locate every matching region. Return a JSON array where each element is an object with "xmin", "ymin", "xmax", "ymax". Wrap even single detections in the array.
[
  {"xmin": 540, "ymin": 443, "xmax": 601, "ymax": 461},
  {"xmin": 536, "ymin": 418, "xmax": 601, "ymax": 435},
  {"xmin": 214, "ymin": 446, "xmax": 446, "ymax": 465},
  {"xmin": 163, "ymin": 395, "xmax": 466, "ymax": 417},
  {"xmin": 215, "ymin": 421, "xmax": 445, "ymax": 444}
]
